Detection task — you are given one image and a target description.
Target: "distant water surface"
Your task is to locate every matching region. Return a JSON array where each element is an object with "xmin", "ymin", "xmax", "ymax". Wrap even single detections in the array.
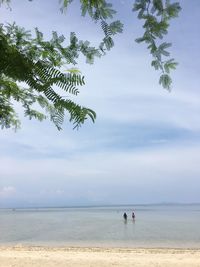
[{"xmin": 0, "ymin": 205, "xmax": 200, "ymax": 248}]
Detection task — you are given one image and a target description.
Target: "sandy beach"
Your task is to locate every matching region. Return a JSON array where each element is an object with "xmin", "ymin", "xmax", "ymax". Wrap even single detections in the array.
[{"xmin": 0, "ymin": 246, "xmax": 200, "ymax": 267}]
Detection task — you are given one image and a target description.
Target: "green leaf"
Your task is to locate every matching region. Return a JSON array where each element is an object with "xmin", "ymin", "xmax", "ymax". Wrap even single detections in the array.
[{"xmin": 159, "ymin": 74, "xmax": 172, "ymax": 90}]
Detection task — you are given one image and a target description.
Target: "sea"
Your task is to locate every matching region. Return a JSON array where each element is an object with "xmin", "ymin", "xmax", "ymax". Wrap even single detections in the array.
[{"xmin": 0, "ymin": 204, "xmax": 200, "ymax": 248}]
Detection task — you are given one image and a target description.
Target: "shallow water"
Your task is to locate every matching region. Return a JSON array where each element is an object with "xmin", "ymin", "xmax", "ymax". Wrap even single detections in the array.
[{"xmin": 0, "ymin": 205, "xmax": 200, "ymax": 248}]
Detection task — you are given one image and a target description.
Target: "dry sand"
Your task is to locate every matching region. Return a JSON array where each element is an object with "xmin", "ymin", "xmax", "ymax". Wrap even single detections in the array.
[{"xmin": 0, "ymin": 246, "xmax": 200, "ymax": 267}]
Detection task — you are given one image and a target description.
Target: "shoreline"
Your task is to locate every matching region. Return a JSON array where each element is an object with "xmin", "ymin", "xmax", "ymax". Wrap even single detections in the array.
[
  {"xmin": 1, "ymin": 245, "xmax": 200, "ymax": 251},
  {"xmin": 0, "ymin": 246, "xmax": 200, "ymax": 267}
]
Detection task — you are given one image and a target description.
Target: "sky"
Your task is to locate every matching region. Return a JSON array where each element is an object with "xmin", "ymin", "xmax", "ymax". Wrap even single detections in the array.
[{"xmin": 0, "ymin": 0, "xmax": 200, "ymax": 208}]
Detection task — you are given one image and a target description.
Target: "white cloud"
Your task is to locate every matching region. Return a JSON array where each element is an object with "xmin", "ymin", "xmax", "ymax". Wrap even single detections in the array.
[
  {"xmin": 0, "ymin": 143, "xmax": 200, "ymax": 204},
  {"xmin": 0, "ymin": 186, "xmax": 16, "ymax": 198}
]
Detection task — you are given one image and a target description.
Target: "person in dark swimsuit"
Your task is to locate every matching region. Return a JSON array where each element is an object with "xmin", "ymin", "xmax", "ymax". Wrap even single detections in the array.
[{"xmin": 123, "ymin": 212, "xmax": 127, "ymax": 220}]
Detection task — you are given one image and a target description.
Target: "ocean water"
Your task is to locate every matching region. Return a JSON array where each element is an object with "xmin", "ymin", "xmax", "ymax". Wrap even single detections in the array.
[{"xmin": 0, "ymin": 205, "xmax": 200, "ymax": 248}]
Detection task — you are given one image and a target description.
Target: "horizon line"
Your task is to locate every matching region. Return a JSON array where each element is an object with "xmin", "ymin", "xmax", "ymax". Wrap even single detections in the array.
[{"xmin": 1, "ymin": 202, "xmax": 200, "ymax": 210}]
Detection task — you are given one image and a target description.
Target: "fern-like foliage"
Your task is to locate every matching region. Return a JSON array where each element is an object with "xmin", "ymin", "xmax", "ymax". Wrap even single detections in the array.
[
  {"xmin": 60, "ymin": 0, "xmax": 123, "ymax": 53},
  {"xmin": 0, "ymin": 23, "xmax": 96, "ymax": 130},
  {"xmin": 0, "ymin": 0, "xmax": 182, "ymax": 132},
  {"xmin": 133, "ymin": 0, "xmax": 181, "ymax": 90},
  {"xmin": 60, "ymin": 0, "xmax": 181, "ymax": 89},
  {"xmin": 0, "ymin": 1, "xmax": 123, "ymax": 130}
]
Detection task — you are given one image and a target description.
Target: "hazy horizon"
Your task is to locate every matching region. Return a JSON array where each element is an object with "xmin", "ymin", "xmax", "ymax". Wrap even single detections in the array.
[{"xmin": 2, "ymin": 202, "xmax": 200, "ymax": 210}]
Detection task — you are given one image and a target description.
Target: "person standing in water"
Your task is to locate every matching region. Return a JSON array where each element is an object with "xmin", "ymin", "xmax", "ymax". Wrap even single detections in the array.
[
  {"xmin": 123, "ymin": 212, "xmax": 127, "ymax": 221},
  {"xmin": 132, "ymin": 211, "xmax": 135, "ymax": 220}
]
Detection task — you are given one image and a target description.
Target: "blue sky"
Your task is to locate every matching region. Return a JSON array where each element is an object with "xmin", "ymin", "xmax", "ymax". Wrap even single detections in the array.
[{"xmin": 0, "ymin": 0, "xmax": 200, "ymax": 207}]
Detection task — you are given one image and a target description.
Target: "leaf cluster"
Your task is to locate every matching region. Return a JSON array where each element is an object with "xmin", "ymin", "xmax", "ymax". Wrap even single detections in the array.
[
  {"xmin": 0, "ymin": 23, "xmax": 97, "ymax": 130},
  {"xmin": 0, "ymin": 0, "xmax": 182, "ymax": 131},
  {"xmin": 133, "ymin": 0, "xmax": 181, "ymax": 90},
  {"xmin": 0, "ymin": 0, "xmax": 125, "ymax": 130},
  {"xmin": 60, "ymin": 0, "xmax": 123, "ymax": 52}
]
